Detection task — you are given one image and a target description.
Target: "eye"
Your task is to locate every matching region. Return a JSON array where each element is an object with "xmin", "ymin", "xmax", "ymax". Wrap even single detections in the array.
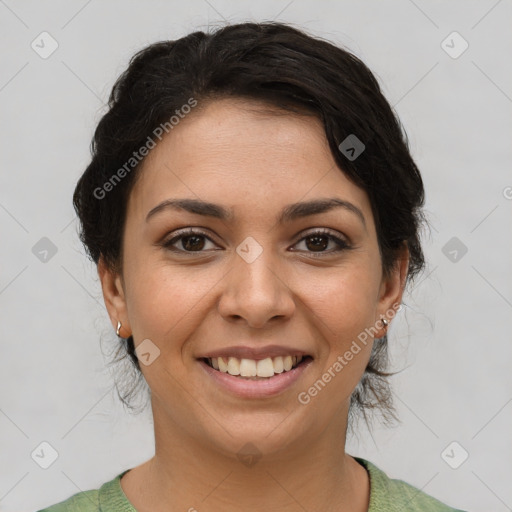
[
  {"xmin": 162, "ymin": 229, "xmax": 218, "ymax": 253},
  {"xmin": 291, "ymin": 229, "xmax": 350, "ymax": 256},
  {"xmin": 161, "ymin": 227, "xmax": 351, "ymax": 256}
]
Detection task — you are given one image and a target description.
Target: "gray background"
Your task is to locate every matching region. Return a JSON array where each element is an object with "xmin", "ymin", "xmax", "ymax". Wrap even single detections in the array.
[{"xmin": 1, "ymin": 1, "xmax": 511, "ymax": 511}]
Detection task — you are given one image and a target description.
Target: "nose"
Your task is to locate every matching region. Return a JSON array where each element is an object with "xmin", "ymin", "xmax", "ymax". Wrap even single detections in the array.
[{"xmin": 217, "ymin": 247, "xmax": 296, "ymax": 328}]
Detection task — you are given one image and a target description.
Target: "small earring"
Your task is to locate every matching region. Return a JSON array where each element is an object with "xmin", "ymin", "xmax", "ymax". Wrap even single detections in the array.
[
  {"xmin": 381, "ymin": 317, "xmax": 389, "ymax": 327},
  {"xmin": 116, "ymin": 321, "xmax": 122, "ymax": 337}
]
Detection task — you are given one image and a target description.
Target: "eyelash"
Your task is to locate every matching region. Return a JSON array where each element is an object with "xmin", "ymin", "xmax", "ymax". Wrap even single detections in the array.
[{"xmin": 161, "ymin": 228, "xmax": 351, "ymax": 257}]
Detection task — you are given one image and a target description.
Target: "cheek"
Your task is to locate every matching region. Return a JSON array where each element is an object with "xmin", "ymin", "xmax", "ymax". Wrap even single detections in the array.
[
  {"xmin": 302, "ymin": 264, "xmax": 380, "ymax": 341},
  {"xmin": 123, "ymin": 262, "xmax": 221, "ymax": 350},
  {"xmin": 298, "ymin": 263, "xmax": 380, "ymax": 392}
]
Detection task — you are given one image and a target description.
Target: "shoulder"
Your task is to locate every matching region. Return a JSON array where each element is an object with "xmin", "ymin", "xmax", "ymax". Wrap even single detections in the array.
[
  {"xmin": 355, "ymin": 457, "xmax": 467, "ymax": 512},
  {"xmin": 36, "ymin": 489, "xmax": 100, "ymax": 512},
  {"xmin": 36, "ymin": 470, "xmax": 133, "ymax": 512}
]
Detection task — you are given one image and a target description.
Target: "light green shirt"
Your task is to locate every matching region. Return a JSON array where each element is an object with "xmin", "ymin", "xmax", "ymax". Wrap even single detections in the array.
[{"xmin": 36, "ymin": 457, "xmax": 466, "ymax": 511}]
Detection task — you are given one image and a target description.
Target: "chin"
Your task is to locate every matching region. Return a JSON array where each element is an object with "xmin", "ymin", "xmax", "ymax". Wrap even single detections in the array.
[{"xmin": 197, "ymin": 411, "xmax": 314, "ymax": 463}]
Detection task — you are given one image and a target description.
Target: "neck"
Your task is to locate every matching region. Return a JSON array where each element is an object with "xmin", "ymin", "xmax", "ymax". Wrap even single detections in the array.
[{"xmin": 122, "ymin": 400, "xmax": 370, "ymax": 512}]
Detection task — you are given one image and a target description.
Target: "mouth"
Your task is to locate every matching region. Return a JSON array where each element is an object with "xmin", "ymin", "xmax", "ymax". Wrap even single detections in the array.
[{"xmin": 200, "ymin": 355, "xmax": 313, "ymax": 380}]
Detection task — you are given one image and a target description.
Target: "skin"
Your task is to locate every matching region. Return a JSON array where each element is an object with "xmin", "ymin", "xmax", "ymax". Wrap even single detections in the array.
[{"xmin": 98, "ymin": 98, "xmax": 409, "ymax": 512}]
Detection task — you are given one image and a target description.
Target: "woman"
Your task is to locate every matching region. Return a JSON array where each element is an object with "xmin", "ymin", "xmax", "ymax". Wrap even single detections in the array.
[{"xmin": 38, "ymin": 21, "xmax": 465, "ymax": 512}]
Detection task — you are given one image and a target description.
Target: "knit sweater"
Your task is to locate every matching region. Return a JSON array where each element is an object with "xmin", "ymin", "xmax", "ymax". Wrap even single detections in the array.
[{"xmin": 36, "ymin": 457, "xmax": 466, "ymax": 511}]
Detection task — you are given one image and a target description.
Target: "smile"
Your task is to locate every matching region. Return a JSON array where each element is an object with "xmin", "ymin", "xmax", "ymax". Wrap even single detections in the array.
[
  {"xmin": 204, "ymin": 355, "xmax": 309, "ymax": 379},
  {"xmin": 198, "ymin": 354, "xmax": 313, "ymax": 398}
]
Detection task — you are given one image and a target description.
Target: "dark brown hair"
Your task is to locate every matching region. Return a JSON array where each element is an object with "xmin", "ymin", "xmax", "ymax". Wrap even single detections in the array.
[{"xmin": 73, "ymin": 21, "xmax": 427, "ymax": 430}]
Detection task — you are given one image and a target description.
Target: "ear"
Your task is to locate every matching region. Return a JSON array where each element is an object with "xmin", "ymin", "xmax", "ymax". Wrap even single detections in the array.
[
  {"xmin": 97, "ymin": 256, "xmax": 132, "ymax": 338},
  {"xmin": 375, "ymin": 243, "xmax": 409, "ymax": 337}
]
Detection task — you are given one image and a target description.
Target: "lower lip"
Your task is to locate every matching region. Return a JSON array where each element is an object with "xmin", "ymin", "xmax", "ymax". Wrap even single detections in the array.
[{"xmin": 198, "ymin": 358, "xmax": 313, "ymax": 399}]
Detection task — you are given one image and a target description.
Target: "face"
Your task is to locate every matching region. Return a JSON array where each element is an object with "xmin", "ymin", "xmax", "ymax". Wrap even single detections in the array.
[{"xmin": 99, "ymin": 98, "xmax": 407, "ymax": 459}]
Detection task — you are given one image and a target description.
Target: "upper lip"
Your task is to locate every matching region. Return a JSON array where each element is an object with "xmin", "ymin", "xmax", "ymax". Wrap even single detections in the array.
[{"xmin": 197, "ymin": 345, "xmax": 312, "ymax": 360}]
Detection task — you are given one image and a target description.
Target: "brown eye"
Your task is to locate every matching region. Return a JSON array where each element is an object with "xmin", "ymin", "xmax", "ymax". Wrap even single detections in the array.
[
  {"xmin": 180, "ymin": 235, "xmax": 206, "ymax": 251},
  {"xmin": 304, "ymin": 234, "xmax": 329, "ymax": 252},
  {"xmin": 292, "ymin": 229, "xmax": 350, "ymax": 256},
  {"xmin": 163, "ymin": 229, "xmax": 217, "ymax": 253}
]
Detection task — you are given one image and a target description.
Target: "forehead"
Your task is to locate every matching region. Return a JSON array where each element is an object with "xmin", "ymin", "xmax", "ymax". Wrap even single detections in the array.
[{"xmin": 127, "ymin": 98, "xmax": 372, "ymax": 225}]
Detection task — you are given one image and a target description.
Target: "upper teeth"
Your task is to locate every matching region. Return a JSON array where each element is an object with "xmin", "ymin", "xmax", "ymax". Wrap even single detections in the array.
[{"xmin": 209, "ymin": 355, "xmax": 303, "ymax": 378}]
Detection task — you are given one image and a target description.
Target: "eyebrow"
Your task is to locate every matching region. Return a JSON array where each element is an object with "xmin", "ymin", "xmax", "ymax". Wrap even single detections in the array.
[{"xmin": 145, "ymin": 197, "xmax": 366, "ymax": 229}]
